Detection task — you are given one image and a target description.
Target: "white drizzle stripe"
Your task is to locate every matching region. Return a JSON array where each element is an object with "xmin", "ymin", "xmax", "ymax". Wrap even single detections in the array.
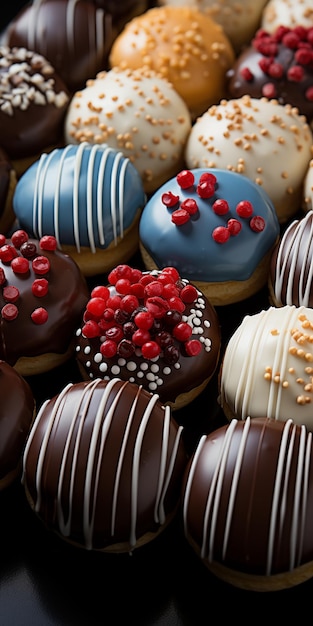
[
  {"xmin": 22, "ymin": 397, "xmax": 50, "ymax": 484},
  {"xmin": 28, "ymin": 0, "xmax": 42, "ymax": 50},
  {"xmin": 290, "ymin": 425, "xmax": 307, "ymax": 570},
  {"xmin": 266, "ymin": 419, "xmax": 293, "ymax": 574},
  {"xmin": 182, "ymin": 434, "xmax": 206, "ymax": 538},
  {"xmin": 32, "ymin": 151, "xmax": 49, "ymax": 237},
  {"xmin": 96, "ymin": 144, "xmax": 112, "ymax": 247},
  {"xmin": 96, "ymin": 10, "xmax": 105, "ymax": 66},
  {"xmin": 269, "ymin": 306, "xmax": 300, "ymax": 420},
  {"xmin": 275, "ymin": 213, "xmax": 313, "ymax": 306},
  {"xmin": 67, "ymin": 0, "xmax": 78, "ymax": 57},
  {"xmin": 73, "ymin": 142, "xmax": 86, "ymax": 252},
  {"xmin": 118, "ymin": 157, "xmax": 129, "ymax": 240},
  {"xmin": 86, "ymin": 145, "xmax": 98, "ymax": 254},
  {"xmin": 154, "ymin": 408, "xmax": 170, "ymax": 525},
  {"xmin": 222, "ymin": 417, "xmax": 251, "ymax": 560},
  {"xmin": 83, "ymin": 378, "xmax": 124, "ymax": 549},
  {"xmin": 111, "ymin": 382, "xmax": 141, "ymax": 537},
  {"xmin": 27, "ymin": 383, "xmax": 74, "ymax": 511},
  {"xmin": 57, "ymin": 379, "xmax": 99, "ymax": 537},
  {"xmin": 157, "ymin": 421, "xmax": 184, "ymax": 526},
  {"xmin": 110, "ymin": 151, "xmax": 123, "ymax": 244},
  {"xmin": 299, "ymin": 432, "xmax": 312, "ymax": 566},
  {"xmin": 54, "ymin": 145, "xmax": 72, "ymax": 249},
  {"xmin": 130, "ymin": 393, "xmax": 160, "ymax": 548}
]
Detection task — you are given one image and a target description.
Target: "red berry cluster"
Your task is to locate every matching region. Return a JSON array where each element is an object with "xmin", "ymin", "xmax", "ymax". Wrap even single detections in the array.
[
  {"xmin": 161, "ymin": 170, "xmax": 265, "ymax": 243},
  {"xmin": 82, "ymin": 265, "xmax": 202, "ymax": 362},
  {"xmin": 0, "ymin": 230, "xmax": 56, "ymax": 324},
  {"xmin": 241, "ymin": 26, "xmax": 313, "ymax": 101}
]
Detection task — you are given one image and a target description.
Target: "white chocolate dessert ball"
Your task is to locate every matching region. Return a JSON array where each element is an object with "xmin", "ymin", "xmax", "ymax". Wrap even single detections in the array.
[
  {"xmin": 64, "ymin": 66, "xmax": 192, "ymax": 193},
  {"xmin": 303, "ymin": 159, "xmax": 313, "ymax": 212},
  {"xmin": 261, "ymin": 0, "xmax": 313, "ymax": 33},
  {"xmin": 219, "ymin": 305, "xmax": 313, "ymax": 431},
  {"xmin": 157, "ymin": 0, "xmax": 268, "ymax": 53},
  {"xmin": 185, "ymin": 95, "xmax": 313, "ymax": 223}
]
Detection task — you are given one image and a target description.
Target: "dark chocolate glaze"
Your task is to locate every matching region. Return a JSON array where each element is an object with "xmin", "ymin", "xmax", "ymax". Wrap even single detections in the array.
[
  {"xmin": 75, "ymin": 271, "xmax": 221, "ymax": 407},
  {"xmin": 0, "ymin": 234, "xmax": 89, "ymax": 368},
  {"xmin": 0, "ymin": 147, "xmax": 14, "ymax": 224},
  {"xmin": 269, "ymin": 210, "xmax": 313, "ymax": 307},
  {"xmin": 227, "ymin": 27, "xmax": 313, "ymax": 123},
  {"xmin": 182, "ymin": 417, "xmax": 313, "ymax": 578},
  {"xmin": 0, "ymin": 359, "xmax": 34, "ymax": 484},
  {"xmin": 2, "ymin": 0, "xmax": 121, "ymax": 92},
  {"xmin": 0, "ymin": 45, "xmax": 69, "ymax": 160},
  {"xmin": 23, "ymin": 377, "xmax": 188, "ymax": 551}
]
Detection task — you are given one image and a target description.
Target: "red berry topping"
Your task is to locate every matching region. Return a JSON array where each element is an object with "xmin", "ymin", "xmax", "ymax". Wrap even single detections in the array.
[
  {"xmin": 100, "ymin": 339, "xmax": 117, "ymax": 358},
  {"xmin": 11, "ymin": 256, "xmax": 30, "ymax": 274},
  {"xmin": 212, "ymin": 226, "xmax": 230, "ymax": 244},
  {"xmin": 144, "ymin": 280, "xmax": 163, "ymax": 298},
  {"xmin": 32, "ymin": 255, "xmax": 50, "ymax": 275},
  {"xmin": 1, "ymin": 303, "xmax": 18, "ymax": 320},
  {"xmin": 117, "ymin": 339, "xmax": 135, "ymax": 358},
  {"xmin": 212, "ymin": 198, "xmax": 229, "ymax": 215},
  {"xmin": 120, "ymin": 294, "xmax": 139, "ymax": 314},
  {"xmin": 262, "ymin": 83, "xmax": 277, "ymax": 98},
  {"xmin": 168, "ymin": 295, "xmax": 185, "ymax": 313},
  {"xmin": 31, "ymin": 307, "xmax": 48, "ymax": 325},
  {"xmin": 11, "ymin": 230, "xmax": 28, "ymax": 248},
  {"xmin": 87, "ymin": 297, "xmax": 107, "ymax": 318},
  {"xmin": 268, "ymin": 62, "xmax": 284, "ymax": 78},
  {"xmin": 227, "ymin": 218, "xmax": 242, "ymax": 236},
  {"xmin": 250, "ymin": 215, "xmax": 265, "ymax": 232},
  {"xmin": 130, "ymin": 282, "xmax": 145, "ymax": 299},
  {"xmin": 287, "ymin": 65, "xmax": 304, "ymax": 81},
  {"xmin": 197, "ymin": 180, "xmax": 215, "ymax": 199},
  {"xmin": 161, "ymin": 267, "xmax": 180, "ymax": 282},
  {"xmin": 91, "ymin": 285, "xmax": 110, "ymax": 301},
  {"xmin": 162, "ymin": 191, "xmax": 179, "ymax": 207},
  {"xmin": 180, "ymin": 284, "xmax": 198, "ymax": 303},
  {"xmin": 20, "ymin": 242, "xmax": 37, "ymax": 259},
  {"xmin": 173, "ymin": 322, "xmax": 192, "ymax": 342},
  {"xmin": 3, "ymin": 285, "xmax": 19, "ymax": 302},
  {"xmin": 0, "ymin": 234, "xmax": 5, "ymax": 247},
  {"xmin": 176, "ymin": 169, "xmax": 195, "ymax": 189},
  {"xmin": 162, "ymin": 282, "xmax": 179, "ymax": 299},
  {"xmin": 240, "ymin": 67, "xmax": 254, "ymax": 81},
  {"xmin": 236, "ymin": 200, "xmax": 254, "ymax": 218},
  {"xmin": 181, "ymin": 198, "xmax": 199, "ymax": 215},
  {"xmin": 105, "ymin": 325, "xmax": 124, "ymax": 343},
  {"xmin": 171, "ymin": 208, "xmax": 190, "ymax": 225},
  {"xmin": 115, "ymin": 278, "xmax": 132, "ymax": 294},
  {"xmin": 32, "ymin": 278, "xmax": 49, "ymax": 297},
  {"xmin": 0, "ymin": 268, "xmax": 6, "ymax": 285},
  {"xmin": 132, "ymin": 328, "xmax": 151, "ymax": 346},
  {"xmin": 39, "ymin": 235, "xmax": 57, "ymax": 251},
  {"xmin": 199, "ymin": 172, "xmax": 217, "ymax": 186},
  {"xmin": 134, "ymin": 310, "xmax": 154, "ymax": 330},
  {"xmin": 82, "ymin": 319, "xmax": 100, "ymax": 338},
  {"xmin": 146, "ymin": 296, "xmax": 170, "ymax": 318},
  {"xmin": 0, "ymin": 245, "xmax": 18, "ymax": 263},
  {"xmin": 141, "ymin": 341, "xmax": 161, "ymax": 360},
  {"xmin": 106, "ymin": 295, "xmax": 122, "ymax": 310},
  {"xmin": 108, "ymin": 264, "xmax": 133, "ymax": 285},
  {"xmin": 306, "ymin": 86, "xmax": 313, "ymax": 102},
  {"xmin": 185, "ymin": 339, "xmax": 202, "ymax": 357}
]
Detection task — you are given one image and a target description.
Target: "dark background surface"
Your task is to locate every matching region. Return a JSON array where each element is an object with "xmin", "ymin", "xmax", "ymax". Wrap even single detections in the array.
[{"xmin": 2, "ymin": 2, "xmax": 313, "ymax": 624}]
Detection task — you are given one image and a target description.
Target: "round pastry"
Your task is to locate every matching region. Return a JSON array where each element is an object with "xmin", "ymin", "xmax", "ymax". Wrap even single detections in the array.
[
  {"xmin": 64, "ymin": 66, "xmax": 192, "ymax": 193},
  {"xmin": 157, "ymin": 0, "xmax": 268, "ymax": 54},
  {"xmin": 0, "ymin": 229, "xmax": 89, "ymax": 376},
  {"xmin": 303, "ymin": 157, "xmax": 313, "ymax": 211},
  {"xmin": 88, "ymin": 0, "xmax": 150, "ymax": 31},
  {"xmin": 139, "ymin": 168, "xmax": 280, "ymax": 306},
  {"xmin": 0, "ymin": 45, "xmax": 69, "ymax": 177},
  {"xmin": 22, "ymin": 377, "xmax": 188, "ymax": 552},
  {"xmin": 269, "ymin": 209, "xmax": 313, "ymax": 307},
  {"xmin": 185, "ymin": 95, "xmax": 313, "ymax": 223},
  {"xmin": 75, "ymin": 264, "xmax": 221, "ymax": 411},
  {"xmin": 261, "ymin": 0, "xmax": 313, "ymax": 33},
  {"xmin": 227, "ymin": 26, "xmax": 313, "ymax": 125},
  {"xmin": 182, "ymin": 416, "xmax": 313, "ymax": 591},
  {"xmin": 0, "ymin": 146, "xmax": 17, "ymax": 234},
  {"xmin": 219, "ymin": 304, "xmax": 313, "ymax": 430},
  {"xmin": 0, "ymin": 360, "xmax": 35, "ymax": 490},
  {"xmin": 12, "ymin": 142, "xmax": 146, "ymax": 277},
  {"xmin": 0, "ymin": 0, "xmax": 120, "ymax": 93},
  {"xmin": 109, "ymin": 5, "xmax": 235, "ymax": 119}
]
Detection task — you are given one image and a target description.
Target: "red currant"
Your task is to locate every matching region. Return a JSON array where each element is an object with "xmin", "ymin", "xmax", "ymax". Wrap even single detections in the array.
[
  {"xmin": 185, "ymin": 339, "xmax": 202, "ymax": 356},
  {"xmin": 199, "ymin": 172, "xmax": 217, "ymax": 186},
  {"xmin": 0, "ymin": 268, "xmax": 6, "ymax": 285},
  {"xmin": 3, "ymin": 285, "xmax": 19, "ymax": 302},
  {"xmin": 176, "ymin": 170, "xmax": 195, "ymax": 189},
  {"xmin": 39, "ymin": 235, "xmax": 57, "ymax": 251},
  {"xmin": 141, "ymin": 341, "xmax": 161, "ymax": 360},
  {"xmin": 31, "ymin": 307, "xmax": 48, "ymax": 324},
  {"xmin": 108, "ymin": 264, "xmax": 133, "ymax": 285},
  {"xmin": 105, "ymin": 325, "xmax": 124, "ymax": 343},
  {"xmin": 100, "ymin": 339, "xmax": 117, "ymax": 358},
  {"xmin": 134, "ymin": 310, "xmax": 154, "ymax": 330},
  {"xmin": 145, "ymin": 296, "xmax": 170, "ymax": 318},
  {"xmin": 161, "ymin": 267, "xmax": 180, "ymax": 282},
  {"xmin": 11, "ymin": 230, "xmax": 28, "ymax": 248},
  {"xmin": 144, "ymin": 280, "xmax": 163, "ymax": 298},
  {"xmin": 212, "ymin": 199, "xmax": 229, "ymax": 215},
  {"xmin": 180, "ymin": 284, "xmax": 198, "ymax": 303},
  {"xmin": 115, "ymin": 278, "xmax": 131, "ymax": 294},
  {"xmin": 161, "ymin": 191, "xmax": 179, "ymax": 207},
  {"xmin": 130, "ymin": 282, "xmax": 145, "ymax": 299},
  {"xmin": 197, "ymin": 181, "xmax": 215, "ymax": 199},
  {"xmin": 173, "ymin": 322, "xmax": 192, "ymax": 341},
  {"xmin": 212, "ymin": 226, "xmax": 230, "ymax": 244},
  {"xmin": 11, "ymin": 256, "xmax": 30, "ymax": 274},
  {"xmin": 32, "ymin": 278, "xmax": 49, "ymax": 297},
  {"xmin": 120, "ymin": 294, "xmax": 139, "ymax": 314},
  {"xmin": 0, "ymin": 245, "xmax": 18, "ymax": 263},
  {"xmin": 250, "ymin": 215, "xmax": 265, "ymax": 232},
  {"xmin": 32, "ymin": 256, "xmax": 50, "ymax": 275},
  {"xmin": 87, "ymin": 297, "xmax": 107, "ymax": 318},
  {"xmin": 180, "ymin": 198, "xmax": 198, "ymax": 215},
  {"xmin": 227, "ymin": 218, "xmax": 242, "ymax": 236},
  {"xmin": 132, "ymin": 328, "xmax": 151, "ymax": 346},
  {"xmin": 171, "ymin": 208, "xmax": 190, "ymax": 225},
  {"xmin": 91, "ymin": 285, "xmax": 110, "ymax": 301},
  {"xmin": 236, "ymin": 200, "xmax": 254, "ymax": 218},
  {"xmin": 1, "ymin": 303, "xmax": 18, "ymax": 320},
  {"xmin": 82, "ymin": 319, "xmax": 100, "ymax": 338}
]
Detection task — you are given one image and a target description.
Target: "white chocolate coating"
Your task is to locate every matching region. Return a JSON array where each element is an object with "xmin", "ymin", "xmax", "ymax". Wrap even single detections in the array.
[
  {"xmin": 64, "ymin": 67, "xmax": 192, "ymax": 193},
  {"xmin": 220, "ymin": 305, "xmax": 313, "ymax": 430},
  {"xmin": 261, "ymin": 0, "xmax": 313, "ymax": 33},
  {"xmin": 303, "ymin": 159, "xmax": 313, "ymax": 212},
  {"xmin": 185, "ymin": 96, "xmax": 313, "ymax": 222}
]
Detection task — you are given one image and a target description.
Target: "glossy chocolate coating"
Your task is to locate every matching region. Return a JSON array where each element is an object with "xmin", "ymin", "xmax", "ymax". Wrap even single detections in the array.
[
  {"xmin": 23, "ymin": 378, "xmax": 187, "ymax": 551},
  {"xmin": 182, "ymin": 417, "xmax": 313, "ymax": 580},
  {"xmin": 269, "ymin": 210, "xmax": 313, "ymax": 307},
  {"xmin": 0, "ymin": 147, "xmax": 14, "ymax": 226},
  {"xmin": 0, "ymin": 234, "xmax": 89, "ymax": 368},
  {"xmin": 227, "ymin": 27, "xmax": 313, "ymax": 124},
  {"xmin": 0, "ymin": 360, "xmax": 34, "ymax": 485},
  {"xmin": 2, "ymin": 0, "xmax": 120, "ymax": 92},
  {"xmin": 0, "ymin": 46, "xmax": 69, "ymax": 160}
]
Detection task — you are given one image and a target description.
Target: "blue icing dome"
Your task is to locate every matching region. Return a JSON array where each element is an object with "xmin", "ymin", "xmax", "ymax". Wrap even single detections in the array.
[
  {"xmin": 139, "ymin": 168, "xmax": 280, "ymax": 282},
  {"xmin": 13, "ymin": 143, "xmax": 146, "ymax": 251}
]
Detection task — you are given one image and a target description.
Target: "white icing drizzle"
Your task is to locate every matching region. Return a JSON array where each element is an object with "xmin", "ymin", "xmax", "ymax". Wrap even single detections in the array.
[
  {"xmin": 274, "ymin": 211, "xmax": 313, "ymax": 306},
  {"xmin": 30, "ymin": 143, "xmax": 130, "ymax": 252},
  {"xmin": 183, "ymin": 418, "xmax": 312, "ymax": 574},
  {"xmin": 23, "ymin": 378, "xmax": 184, "ymax": 550}
]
